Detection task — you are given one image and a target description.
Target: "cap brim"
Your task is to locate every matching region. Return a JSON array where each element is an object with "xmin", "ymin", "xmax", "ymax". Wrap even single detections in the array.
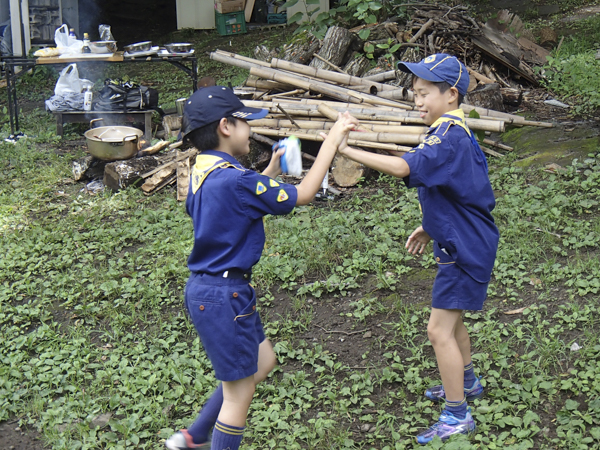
[
  {"xmin": 397, "ymin": 61, "xmax": 445, "ymax": 84},
  {"xmin": 231, "ymin": 106, "xmax": 269, "ymax": 121}
]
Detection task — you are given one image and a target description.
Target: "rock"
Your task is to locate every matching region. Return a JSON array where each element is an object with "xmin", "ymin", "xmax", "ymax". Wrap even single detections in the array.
[{"xmin": 90, "ymin": 412, "xmax": 112, "ymax": 429}]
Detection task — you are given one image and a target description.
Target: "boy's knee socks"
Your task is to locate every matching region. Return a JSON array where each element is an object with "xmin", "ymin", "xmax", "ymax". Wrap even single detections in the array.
[
  {"xmin": 188, "ymin": 384, "xmax": 223, "ymax": 444},
  {"xmin": 211, "ymin": 420, "xmax": 245, "ymax": 450},
  {"xmin": 464, "ymin": 362, "xmax": 476, "ymax": 387},
  {"xmin": 445, "ymin": 396, "xmax": 467, "ymax": 419}
]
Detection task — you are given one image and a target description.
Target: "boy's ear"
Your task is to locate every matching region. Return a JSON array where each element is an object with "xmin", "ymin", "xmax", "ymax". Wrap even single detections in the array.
[
  {"xmin": 448, "ymin": 87, "xmax": 460, "ymax": 104},
  {"xmin": 217, "ymin": 117, "xmax": 231, "ymax": 137}
]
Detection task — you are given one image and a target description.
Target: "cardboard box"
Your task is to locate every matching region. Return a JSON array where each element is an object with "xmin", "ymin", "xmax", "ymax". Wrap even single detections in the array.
[{"xmin": 215, "ymin": 0, "xmax": 245, "ymax": 14}]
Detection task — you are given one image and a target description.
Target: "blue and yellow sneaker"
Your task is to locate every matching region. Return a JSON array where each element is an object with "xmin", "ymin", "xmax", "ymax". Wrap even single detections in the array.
[
  {"xmin": 424, "ymin": 377, "xmax": 484, "ymax": 403},
  {"xmin": 416, "ymin": 408, "xmax": 476, "ymax": 444}
]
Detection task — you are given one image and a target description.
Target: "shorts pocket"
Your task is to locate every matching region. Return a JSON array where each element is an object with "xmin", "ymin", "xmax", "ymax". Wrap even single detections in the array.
[{"xmin": 434, "ymin": 242, "xmax": 456, "ymax": 265}]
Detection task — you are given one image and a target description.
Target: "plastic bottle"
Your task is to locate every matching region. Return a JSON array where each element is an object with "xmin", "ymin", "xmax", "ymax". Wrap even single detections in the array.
[
  {"xmin": 83, "ymin": 86, "xmax": 93, "ymax": 111},
  {"xmin": 82, "ymin": 33, "xmax": 91, "ymax": 53},
  {"xmin": 69, "ymin": 28, "xmax": 77, "ymax": 39}
]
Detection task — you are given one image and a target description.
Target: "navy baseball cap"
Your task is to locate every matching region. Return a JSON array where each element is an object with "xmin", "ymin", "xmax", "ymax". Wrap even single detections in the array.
[
  {"xmin": 181, "ymin": 86, "xmax": 268, "ymax": 138},
  {"xmin": 397, "ymin": 53, "xmax": 470, "ymax": 96}
]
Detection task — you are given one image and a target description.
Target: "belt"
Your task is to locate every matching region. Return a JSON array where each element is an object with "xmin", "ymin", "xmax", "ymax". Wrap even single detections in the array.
[{"xmin": 221, "ymin": 269, "xmax": 252, "ymax": 280}]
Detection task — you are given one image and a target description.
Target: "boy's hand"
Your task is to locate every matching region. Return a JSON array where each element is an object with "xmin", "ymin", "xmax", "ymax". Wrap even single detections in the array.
[
  {"xmin": 406, "ymin": 226, "xmax": 431, "ymax": 255},
  {"xmin": 262, "ymin": 143, "xmax": 285, "ymax": 178},
  {"xmin": 323, "ymin": 112, "xmax": 359, "ymax": 149}
]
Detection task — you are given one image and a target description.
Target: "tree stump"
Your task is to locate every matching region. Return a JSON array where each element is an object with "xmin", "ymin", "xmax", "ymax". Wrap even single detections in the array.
[
  {"xmin": 281, "ymin": 37, "xmax": 321, "ymax": 65},
  {"xmin": 331, "ymin": 153, "xmax": 371, "ymax": 187},
  {"xmin": 310, "ymin": 26, "xmax": 353, "ymax": 70},
  {"xmin": 163, "ymin": 114, "xmax": 182, "ymax": 139},
  {"xmin": 103, "ymin": 156, "xmax": 161, "ymax": 191},
  {"xmin": 464, "ymin": 83, "xmax": 504, "ymax": 112}
]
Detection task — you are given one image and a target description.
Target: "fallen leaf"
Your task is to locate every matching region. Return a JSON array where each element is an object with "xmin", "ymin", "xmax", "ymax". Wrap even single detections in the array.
[{"xmin": 504, "ymin": 307, "xmax": 526, "ymax": 315}]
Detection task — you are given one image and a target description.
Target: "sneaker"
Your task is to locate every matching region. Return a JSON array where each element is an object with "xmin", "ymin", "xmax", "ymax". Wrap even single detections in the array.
[
  {"xmin": 416, "ymin": 408, "xmax": 476, "ymax": 444},
  {"xmin": 165, "ymin": 430, "xmax": 211, "ymax": 450},
  {"xmin": 424, "ymin": 377, "xmax": 484, "ymax": 403}
]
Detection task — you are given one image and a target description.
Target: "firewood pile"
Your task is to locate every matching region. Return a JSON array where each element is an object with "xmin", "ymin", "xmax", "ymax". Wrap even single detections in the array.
[{"xmin": 205, "ymin": 4, "xmax": 558, "ymax": 187}]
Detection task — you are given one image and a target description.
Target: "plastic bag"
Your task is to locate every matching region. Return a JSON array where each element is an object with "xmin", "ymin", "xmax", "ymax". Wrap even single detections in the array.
[
  {"xmin": 54, "ymin": 24, "xmax": 82, "ymax": 55},
  {"xmin": 54, "ymin": 63, "xmax": 83, "ymax": 95},
  {"xmin": 99, "ymin": 24, "xmax": 114, "ymax": 42}
]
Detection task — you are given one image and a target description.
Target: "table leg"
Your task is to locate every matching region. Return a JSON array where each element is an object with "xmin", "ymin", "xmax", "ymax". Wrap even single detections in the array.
[
  {"xmin": 56, "ymin": 113, "xmax": 63, "ymax": 136},
  {"xmin": 145, "ymin": 112, "xmax": 152, "ymax": 141}
]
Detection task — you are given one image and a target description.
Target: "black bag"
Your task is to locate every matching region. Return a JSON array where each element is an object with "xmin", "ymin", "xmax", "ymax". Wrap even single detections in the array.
[{"xmin": 94, "ymin": 79, "xmax": 158, "ymax": 111}]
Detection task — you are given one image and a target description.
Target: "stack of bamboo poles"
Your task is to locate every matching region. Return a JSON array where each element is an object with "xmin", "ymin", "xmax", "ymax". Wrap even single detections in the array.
[{"xmin": 210, "ymin": 50, "xmax": 553, "ymax": 159}]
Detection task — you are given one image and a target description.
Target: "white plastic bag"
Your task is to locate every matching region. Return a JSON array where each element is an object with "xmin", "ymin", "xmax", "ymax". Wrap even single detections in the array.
[
  {"xmin": 54, "ymin": 63, "xmax": 82, "ymax": 96},
  {"xmin": 54, "ymin": 24, "xmax": 82, "ymax": 55}
]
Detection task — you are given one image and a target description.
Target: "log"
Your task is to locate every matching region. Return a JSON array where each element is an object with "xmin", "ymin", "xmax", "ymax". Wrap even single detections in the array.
[
  {"xmin": 310, "ymin": 26, "xmax": 354, "ymax": 70},
  {"xmin": 332, "ymin": 154, "xmax": 371, "ymax": 187},
  {"xmin": 176, "ymin": 156, "xmax": 191, "ymax": 201},
  {"xmin": 500, "ymin": 88, "xmax": 523, "ymax": 107},
  {"xmin": 103, "ymin": 156, "xmax": 161, "ymax": 191},
  {"xmin": 163, "ymin": 114, "xmax": 182, "ymax": 139},
  {"xmin": 342, "ymin": 53, "xmax": 371, "ymax": 77},
  {"xmin": 280, "ymin": 37, "xmax": 321, "ymax": 65},
  {"xmin": 464, "ymin": 83, "xmax": 504, "ymax": 112}
]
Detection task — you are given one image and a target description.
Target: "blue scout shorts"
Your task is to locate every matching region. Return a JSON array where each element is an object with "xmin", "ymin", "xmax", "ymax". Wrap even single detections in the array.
[
  {"xmin": 185, "ymin": 272, "xmax": 265, "ymax": 382},
  {"xmin": 431, "ymin": 242, "xmax": 489, "ymax": 311}
]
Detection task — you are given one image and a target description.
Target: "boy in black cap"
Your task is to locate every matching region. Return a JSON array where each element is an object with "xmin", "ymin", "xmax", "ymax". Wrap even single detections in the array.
[
  {"xmin": 165, "ymin": 86, "xmax": 358, "ymax": 450},
  {"xmin": 337, "ymin": 54, "xmax": 499, "ymax": 444}
]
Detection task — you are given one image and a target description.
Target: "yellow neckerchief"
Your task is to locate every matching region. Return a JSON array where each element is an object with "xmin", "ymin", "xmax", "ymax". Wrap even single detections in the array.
[
  {"xmin": 429, "ymin": 109, "xmax": 471, "ymax": 137},
  {"xmin": 191, "ymin": 154, "xmax": 244, "ymax": 194}
]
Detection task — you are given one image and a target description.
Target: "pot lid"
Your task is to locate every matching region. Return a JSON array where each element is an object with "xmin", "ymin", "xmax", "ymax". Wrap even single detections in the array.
[{"xmin": 91, "ymin": 126, "xmax": 140, "ymax": 142}]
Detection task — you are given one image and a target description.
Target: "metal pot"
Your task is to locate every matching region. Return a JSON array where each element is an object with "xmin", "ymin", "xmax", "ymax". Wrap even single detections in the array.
[{"xmin": 84, "ymin": 120, "xmax": 143, "ymax": 161}]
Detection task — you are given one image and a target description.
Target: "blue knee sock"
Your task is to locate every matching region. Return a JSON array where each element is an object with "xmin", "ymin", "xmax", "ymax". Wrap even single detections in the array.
[
  {"xmin": 445, "ymin": 396, "xmax": 468, "ymax": 420},
  {"xmin": 464, "ymin": 362, "xmax": 476, "ymax": 387},
  {"xmin": 211, "ymin": 420, "xmax": 245, "ymax": 450},
  {"xmin": 187, "ymin": 384, "xmax": 223, "ymax": 444}
]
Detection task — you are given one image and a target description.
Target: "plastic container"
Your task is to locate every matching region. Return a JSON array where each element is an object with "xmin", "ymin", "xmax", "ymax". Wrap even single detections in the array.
[
  {"xmin": 277, "ymin": 136, "xmax": 302, "ymax": 176},
  {"xmin": 82, "ymin": 33, "xmax": 91, "ymax": 53},
  {"xmin": 83, "ymin": 87, "xmax": 93, "ymax": 111},
  {"xmin": 215, "ymin": 11, "xmax": 247, "ymax": 36},
  {"xmin": 267, "ymin": 13, "xmax": 287, "ymax": 24}
]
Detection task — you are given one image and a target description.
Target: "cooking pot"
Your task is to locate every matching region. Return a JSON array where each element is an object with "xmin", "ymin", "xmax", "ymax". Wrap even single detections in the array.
[{"xmin": 84, "ymin": 119, "xmax": 143, "ymax": 161}]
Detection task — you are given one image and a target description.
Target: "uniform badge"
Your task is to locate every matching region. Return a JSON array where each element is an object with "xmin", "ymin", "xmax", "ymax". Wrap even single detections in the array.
[
  {"xmin": 425, "ymin": 55, "xmax": 436, "ymax": 64},
  {"xmin": 269, "ymin": 179, "xmax": 280, "ymax": 187},
  {"xmin": 423, "ymin": 136, "xmax": 442, "ymax": 146},
  {"xmin": 256, "ymin": 182, "xmax": 267, "ymax": 195},
  {"xmin": 277, "ymin": 189, "xmax": 289, "ymax": 202}
]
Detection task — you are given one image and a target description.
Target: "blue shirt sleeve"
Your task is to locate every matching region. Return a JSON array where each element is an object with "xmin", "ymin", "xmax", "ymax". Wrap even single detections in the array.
[
  {"xmin": 401, "ymin": 124, "xmax": 454, "ymax": 189},
  {"xmin": 237, "ymin": 171, "xmax": 298, "ymax": 220}
]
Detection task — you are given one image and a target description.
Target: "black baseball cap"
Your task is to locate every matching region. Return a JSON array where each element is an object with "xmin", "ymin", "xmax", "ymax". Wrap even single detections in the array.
[
  {"xmin": 397, "ymin": 53, "xmax": 470, "ymax": 96},
  {"xmin": 181, "ymin": 86, "xmax": 268, "ymax": 138}
]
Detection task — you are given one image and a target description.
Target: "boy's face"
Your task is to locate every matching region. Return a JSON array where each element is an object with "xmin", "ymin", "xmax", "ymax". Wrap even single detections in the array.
[
  {"xmin": 413, "ymin": 77, "xmax": 459, "ymax": 126},
  {"xmin": 218, "ymin": 118, "xmax": 251, "ymax": 156}
]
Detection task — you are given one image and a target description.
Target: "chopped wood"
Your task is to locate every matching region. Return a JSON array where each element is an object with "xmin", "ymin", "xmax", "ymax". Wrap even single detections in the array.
[
  {"xmin": 464, "ymin": 83, "xmax": 504, "ymax": 111},
  {"xmin": 142, "ymin": 164, "xmax": 177, "ymax": 193},
  {"xmin": 332, "ymin": 154, "xmax": 372, "ymax": 187},
  {"xmin": 310, "ymin": 26, "xmax": 354, "ymax": 70},
  {"xmin": 176, "ymin": 155, "xmax": 191, "ymax": 201}
]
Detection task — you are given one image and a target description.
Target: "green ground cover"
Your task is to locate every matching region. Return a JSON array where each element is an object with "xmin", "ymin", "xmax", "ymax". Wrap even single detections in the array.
[{"xmin": 1, "ymin": 2, "xmax": 600, "ymax": 448}]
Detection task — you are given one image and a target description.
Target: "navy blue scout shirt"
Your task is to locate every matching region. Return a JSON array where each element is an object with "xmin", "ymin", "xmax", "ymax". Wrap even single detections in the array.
[
  {"xmin": 186, "ymin": 150, "xmax": 298, "ymax": 274},
  {"xmin": 401, "ymin": 109, "xmax": 499, "ymax": 283}
]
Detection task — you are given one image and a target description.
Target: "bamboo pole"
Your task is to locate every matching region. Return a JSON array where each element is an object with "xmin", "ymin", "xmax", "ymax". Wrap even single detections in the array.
[
  {"xmin": 249, "ymin": 66, "xmax": 413, "ymax": 109},
  {"xmin": 250, "ymin": 118, "xmax": 428, "ymax": 134},
  {"xmin": 271, "ymin": 57, "xmax": 398, "ymax": 93},
  {"xmin": 482, "ymin": 138, "xmax": 513, "ymax": 151},
  {"xmin": 213, "ymin": 49, "xmax": 271, "ymax": 67},
  {"xmin": 245, "ymin": 79, "xmax": 294, "ymax": 91},
  {"xmin": 362, "ymin": 70, "xmax": 397, "ymax": 82},
  {"xmin": 251, "ymin": 127, "xmax": 412, "ymax": 153}
]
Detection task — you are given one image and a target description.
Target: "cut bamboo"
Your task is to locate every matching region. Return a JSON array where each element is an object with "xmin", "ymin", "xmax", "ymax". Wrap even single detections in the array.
[
  {"xmin": 249, "ymin": 66, "xmax": 412, "ymax": 109},
  {"xmin": 251, "ymin": 127, "xmax": 412, "ymax": 153},
  {"xmin": 271, "ymin": 57, "xmax": 397, "ymax": 92},
  {"xmin": 362, "ymin": 70, "xmax": 397, "ymax": 82},
  {"xmin": 250, "ymin": 118, "xmax": 428, "ymax": 134}
]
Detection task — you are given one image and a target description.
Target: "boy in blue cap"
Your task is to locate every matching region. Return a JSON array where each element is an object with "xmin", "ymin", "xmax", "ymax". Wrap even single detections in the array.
[
  {"xmin": 165, "ymin": 86, "xmax": 358, "ymax": 450},
  {"xmin": 337, "ymin": 54, "xmax": 499, "ymax": 444}
]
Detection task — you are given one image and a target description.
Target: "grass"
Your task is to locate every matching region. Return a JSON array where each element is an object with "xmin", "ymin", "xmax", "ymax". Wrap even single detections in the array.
[{"xmin": 1, "ymin": 131, "xmax": 600, "ymax": 449}]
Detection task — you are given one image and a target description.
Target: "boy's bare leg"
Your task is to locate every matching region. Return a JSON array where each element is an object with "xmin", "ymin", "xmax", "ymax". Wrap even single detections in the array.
[
  {"xmin": 254, "ymin": 339, "xmax": 277, "ymax": 384},
  {"xmin": 218, "ymin": 339, "xmax": 276, "ymax": 427},
  {"xmin": 454, "ymin": 319, "xmax": 472, "ymax": 366},
  {"xmin": 427, "ymin": 308, "xmax": 466, "ymax": 402}
]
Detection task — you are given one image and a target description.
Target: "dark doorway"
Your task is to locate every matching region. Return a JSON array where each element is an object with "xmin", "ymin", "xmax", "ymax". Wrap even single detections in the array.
[{"xmin": 77, "ymin": 0, "xmax": 177, "ymax": 46}]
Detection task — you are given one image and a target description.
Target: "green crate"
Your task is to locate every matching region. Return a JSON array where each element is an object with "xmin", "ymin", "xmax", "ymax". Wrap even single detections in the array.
[{"xmin": 215, "ymin": 11, "xmax": 247, "ymax": 36}]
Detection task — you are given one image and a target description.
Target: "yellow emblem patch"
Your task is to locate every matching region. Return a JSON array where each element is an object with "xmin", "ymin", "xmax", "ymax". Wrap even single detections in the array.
[
  {"xmin": 277, "ymin": 189, "xmax": 289, "ymax": 202},
  {"xmin": 256, "ymin": 182, "xmax": 267, "ymax": 195},
  {"xmin": 423, "ymin": 136, "xmax": 442, "ymax": 146},
  {"xmin": 269, "ymin": 179, "xmax": 280, "ymax": 187}
]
